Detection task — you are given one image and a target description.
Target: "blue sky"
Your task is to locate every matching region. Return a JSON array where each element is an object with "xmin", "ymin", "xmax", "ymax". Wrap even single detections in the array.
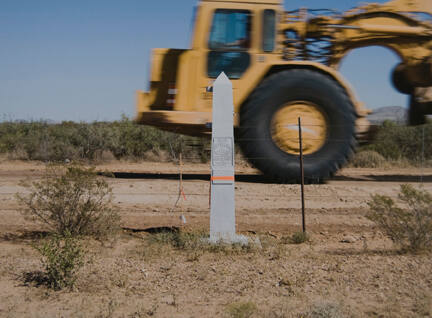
[{"xmin": 0, "ymin": 0, "xmax": 405, "ymax": 122}]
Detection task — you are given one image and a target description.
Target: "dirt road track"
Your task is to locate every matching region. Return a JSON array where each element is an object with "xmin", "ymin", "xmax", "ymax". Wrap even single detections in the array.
[{"xmin": 1, "ymin": 160, "xmax": 432, "ymax": 235}]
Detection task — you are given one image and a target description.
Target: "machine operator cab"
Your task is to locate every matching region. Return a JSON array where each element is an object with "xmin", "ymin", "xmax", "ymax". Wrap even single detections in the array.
[
  {"xmin": 204, "ymin": 0, "xmax": 279, "ymax": 80},
  {"xmin": 136, "ymin": 0, "xmax": 283, "ymax": 132}
]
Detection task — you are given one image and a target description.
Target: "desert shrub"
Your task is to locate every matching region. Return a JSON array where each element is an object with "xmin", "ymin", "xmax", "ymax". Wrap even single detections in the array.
[
  {"xmin": 107, "ymin": 117, "xmax": 210, "ymax": 162},
  {"xmin": 5, "ymin": 118, "xmax": 432, "ymax": 165},
  {"xmin": 300, "ymin": 302, "xmax": 344, "ymax": 318},
  {"xmin": 17, "ymin": 165, "xmax": 120, "ymax": 238},
  {"xmin": 34, "ymin": 233, "xmax": 85, "ymax": 290},
  {"xmin": 367, "ymin": 184, "xmax": 432, "ymax": 252},
  {"xmin": 226, "ymin": 301, "xmax": 257, "ymax": 318},
  {"xmin": 350, "ymin": 150, "xmax": 386, "ymax": 168},
  {"xmin": 366, "ymin": 122, "xmax": 432, "ymax": 164},
  {"xmin": 0, "ymin": 118, "xmax": 210, "ymax": 162},
  {"xmin": 288, "ymin": 232, "xmax": 309, "ymax": 244}
]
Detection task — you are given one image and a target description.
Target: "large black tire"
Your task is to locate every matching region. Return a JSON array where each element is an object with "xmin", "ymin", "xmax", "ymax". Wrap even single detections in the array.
[
  {"xmin": 408, "ymin": 95, "xmax": 426, "ymax": 126},
  {"xmin": 239, "ymin": 69, "xmax": 357, "ymax": 183},
  {"xmin": 392, "ymin": 63, "xmax": 414, "ymax": 95}
]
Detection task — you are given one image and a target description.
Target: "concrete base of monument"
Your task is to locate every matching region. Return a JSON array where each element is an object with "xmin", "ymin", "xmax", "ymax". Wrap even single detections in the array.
[{"xmin": 207, "ymin": 233, "xmax": 261, "ymax": 247}]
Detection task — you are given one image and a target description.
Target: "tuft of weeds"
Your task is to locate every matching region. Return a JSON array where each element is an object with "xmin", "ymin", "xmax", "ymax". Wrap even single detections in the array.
[
  {"xmin": 31, "ymin": 233, "xmax": 85, "ymax": 290},
  {"xmin": 96, "ymin": 299, "xmax": 119, "ymax": 318},
  {"xmin": 148, "ymin": 229, "xmax": 204, "ymax": 250},
  {"xmin": 226, "ymin": 301, "xmax": 257, "ymax": 318},
  {"xmin": 299, "ymin": 302, "xmax": 344, "ymax": 318},
  {"xmin": 146, "ymin": 229, "xmax": 258, "ymax": 256},
  {"xmin": 128, "ymin": 304, "xmax": 158, "ymax": 318},
  {"xmin": 185, "ymin": 250, "xmax": 203, "ymax": 262},
  {"xmin": 413, "ymin": 292, "xmax": 432, "ymax": 317},
  {"xmin": 367, "ymin": 184, "xmax": 432, "ymax": 252},
  {"xmin": 17, "ymin": 164, "xmax": 120, "ymax": 239},
  {"xmin": 286, "ymin": 232, "xmax": 310, "ymax": 245}
]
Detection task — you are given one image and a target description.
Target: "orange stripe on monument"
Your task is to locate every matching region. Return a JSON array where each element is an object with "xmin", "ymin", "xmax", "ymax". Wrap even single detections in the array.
[{"xmin": 211, "ymin": 176, "xmax": 235, "ymax": 181}]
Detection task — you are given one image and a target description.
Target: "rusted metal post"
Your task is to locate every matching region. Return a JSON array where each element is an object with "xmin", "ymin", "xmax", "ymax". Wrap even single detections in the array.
[{"xmin": 298, "ymin": 117, "xmax": 306, "ymax": 233}]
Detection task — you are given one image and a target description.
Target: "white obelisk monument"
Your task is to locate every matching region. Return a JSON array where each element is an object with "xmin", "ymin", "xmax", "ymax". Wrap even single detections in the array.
[{"xmin": 210, "ymin": 72, "xmax": 247, "ymax": 244}]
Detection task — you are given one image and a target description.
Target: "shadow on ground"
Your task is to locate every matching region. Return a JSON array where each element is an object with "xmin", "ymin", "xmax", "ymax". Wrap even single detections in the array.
[
  {"xmin": 333, "ymin": 174, "xmax": 432, "ymax": 183},
  {"xmin": 325, "ymin": 247, "xmax": 403, "ymax": 257},
  {"xmin": 100, "ymin": 171, "xmax": 432, "ymax": 184},
  {"xmin": 100, "ymin": 172, "xmax": 274, "ymax": 184}
]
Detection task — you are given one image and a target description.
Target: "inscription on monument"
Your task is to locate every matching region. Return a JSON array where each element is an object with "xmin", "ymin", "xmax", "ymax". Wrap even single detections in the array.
[{"xmin": 212, "ymin": 137, "xmax": 233, "ymax": 167}]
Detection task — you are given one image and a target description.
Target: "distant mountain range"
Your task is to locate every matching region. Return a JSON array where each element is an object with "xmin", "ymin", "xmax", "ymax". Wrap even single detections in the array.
[{"xmin": 367, "ymin": 106, "xmax": 407, "ymax": 124}]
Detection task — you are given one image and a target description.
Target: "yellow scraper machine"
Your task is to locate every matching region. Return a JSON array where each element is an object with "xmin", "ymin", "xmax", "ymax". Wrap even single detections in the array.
[{"xmin": 136, "ymin": 0, "xmax": 432, "ymax": 182}]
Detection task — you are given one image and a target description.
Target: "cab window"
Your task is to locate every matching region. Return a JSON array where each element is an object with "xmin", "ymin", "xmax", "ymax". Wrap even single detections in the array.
[
  {"xmin": 263, "ymin": 9, "xmax": 276, "ymax": 52},
  {"xmin": 209, "ymin": 10, "xmax": 251, "ymax": 50},
  {"xmin": 207, "ymin": 10, "xmax": 252, "ymax": 79}
]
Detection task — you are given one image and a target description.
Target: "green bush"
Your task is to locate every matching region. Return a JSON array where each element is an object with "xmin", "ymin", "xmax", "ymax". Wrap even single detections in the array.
[
  {"xmin": 34, "ymin": 233, "xmax": 85, "ymax": 290},
  {"xmin": 17, "ymin": 165, "xmax": 120, "ymax": 238},
  {"xmin": 366, "ymin": 122, "xmax": 432, "ymax": 164},
  {"xmin": 367, "ymin": 184, "xmax": 432, "ymax": 252}
]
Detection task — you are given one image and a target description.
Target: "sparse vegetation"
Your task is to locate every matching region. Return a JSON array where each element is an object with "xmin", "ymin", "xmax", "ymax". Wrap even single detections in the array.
[
  {"xmin": 367, "ymin": 184, "xmax": 432, "ymax": 252},
  {"xmin": 363, "ymin": 121, "xmax": 432, "ymax": 166},
  {"xmin": 3, "ymin": 119, "xmax": 432, "ymax": 316},
  {"xmin": 33, "ymin": 233, "xmax": 85, "ymax": 290},
  {"xmin": 288, "ymin": 231, "xmax": 310, "ymax": 244},
  {"xmin": 149, "ymin": 229, "xmax": 204, "ymax": 250},
  {"xmin": 17, "ymin": 165, "xmax": 120, "ymax": 238},
  {"xmin": 300, "ymin": 302, "xmax": 344, "ymax": 318},
  {"xmin": 0, "ymin": 117, "xmax": 209, "ymax": 163},
  {"xmin": 226, "ymin": 301, "xmax": 257, "ymax": 318},
  {"xmin": 350, "ymin": 150, "xmax": 387, "ymax": 168},
  {"xmin": 2, "ymin": 119, "xmax": 432, "ymax": 166},
  {"xmin": 147, "ymin": 229, "xmax": 257, "ymax": 255}
]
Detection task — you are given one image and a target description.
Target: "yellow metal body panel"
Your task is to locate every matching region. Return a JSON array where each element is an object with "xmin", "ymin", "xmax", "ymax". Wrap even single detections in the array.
[
  {"xmin": 136, "ymin": 58, "xmax": 364, "ymax": 132},
  {"xmin": 385, "ymin": 0, "xmax": 432, "ymax": 12}
]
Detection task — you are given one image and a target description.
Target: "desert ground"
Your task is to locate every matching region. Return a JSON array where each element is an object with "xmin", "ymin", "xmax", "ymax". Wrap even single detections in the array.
[{"xmin": 0, "ymin": 159, "xmax": 431, "ymax": 317}]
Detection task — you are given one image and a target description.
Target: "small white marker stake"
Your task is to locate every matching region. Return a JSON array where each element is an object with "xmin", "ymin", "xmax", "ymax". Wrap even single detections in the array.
[{"xmin": 210, "ymin": 73, "xmax": 247, "ymax": 245}]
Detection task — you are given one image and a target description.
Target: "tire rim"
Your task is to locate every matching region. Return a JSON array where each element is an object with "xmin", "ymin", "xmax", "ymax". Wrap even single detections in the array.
[{"xmin": 271, "ymin": 101, "xmax": 328, "ymax": 155}]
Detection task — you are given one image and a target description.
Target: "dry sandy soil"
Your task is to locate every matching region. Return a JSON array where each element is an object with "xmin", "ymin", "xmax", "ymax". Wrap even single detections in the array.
[{"xmin": 0, "ymin": 160, "xmax": 431, "ymax": 317}]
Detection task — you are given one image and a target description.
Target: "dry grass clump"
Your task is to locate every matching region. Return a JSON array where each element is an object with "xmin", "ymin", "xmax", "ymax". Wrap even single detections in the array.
[
  {"xmin": 350, "ymin": 150, "xmax": 386, "ymax": 168},
  {"xmin": 299, "ymin": 302, "xmax": 344, "ymax": 318},
  {"xmin": 148, "ymin": 229, "xmax": 258, "ymax": 255},
  {"xmin": 226, "ymin": 301, "xmax": 257, "ymax": 318},
  {"xmin": 287, "ymin": 231, "xmax": 310, "ymax": 244},
  {"xmin": 17, "ymin": 165, "xmax": 120, "ymax": 238},
  {"xmin": 367, "ymin": 184, "xmax": 432, "ymax": 252}
]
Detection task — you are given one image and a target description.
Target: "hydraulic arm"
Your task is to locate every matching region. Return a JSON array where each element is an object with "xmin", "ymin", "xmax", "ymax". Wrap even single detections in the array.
[{"xmin": 281, "ymin": 0, "xmax": 432, "ymax": 92}]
